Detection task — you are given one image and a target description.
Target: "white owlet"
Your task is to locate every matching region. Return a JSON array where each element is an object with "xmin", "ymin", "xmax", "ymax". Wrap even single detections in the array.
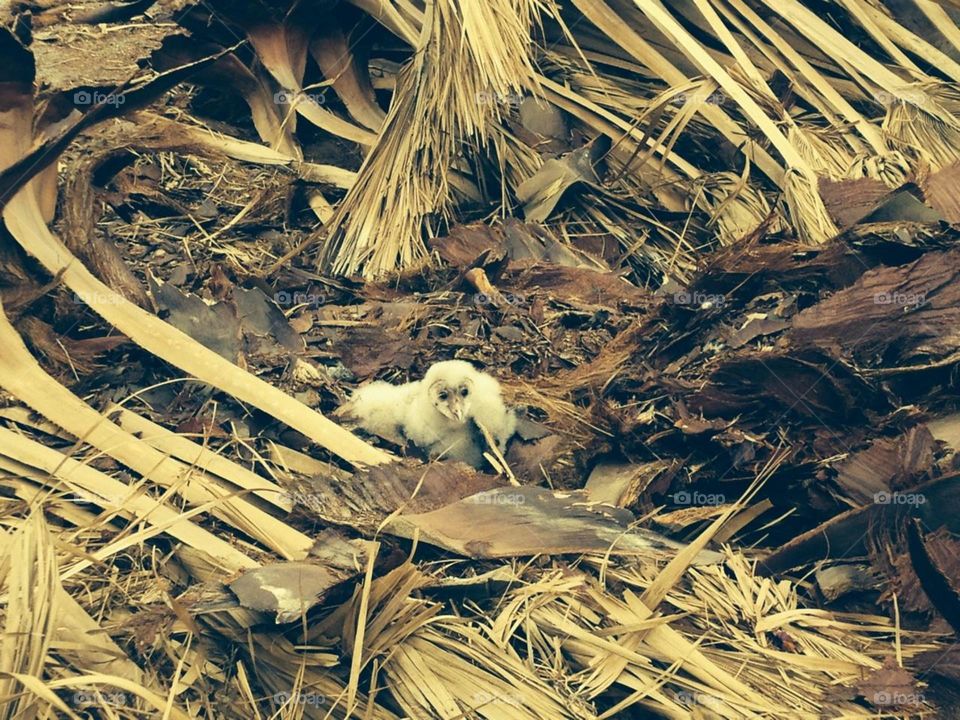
[{"xmin": 342, "ymin": 360, "xmax": 516, "ymax": 468}]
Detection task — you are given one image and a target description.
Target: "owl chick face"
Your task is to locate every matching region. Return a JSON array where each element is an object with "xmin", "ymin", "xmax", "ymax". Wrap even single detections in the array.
[{"xmin": 428, "ymin": 378, "xmax": 473, "ymax": 422}]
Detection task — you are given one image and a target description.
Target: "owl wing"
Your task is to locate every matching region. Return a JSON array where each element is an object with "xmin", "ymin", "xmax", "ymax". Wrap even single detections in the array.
[
  {"xmin": 341, "ymin": 381, "xmax": 412, "ymax": 444},
  {"xmin": 468, "ymin": 374, "xmax": 517, "ymax": 450}
]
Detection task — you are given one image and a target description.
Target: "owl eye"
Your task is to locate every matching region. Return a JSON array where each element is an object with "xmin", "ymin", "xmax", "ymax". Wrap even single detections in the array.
[
  {"xmin": 460, "ymin": 387, "xmax": 469, "ymax": 397},
  {"xmin": 438, "ymin": 391, "xmax": 449, "ymax": 401}
]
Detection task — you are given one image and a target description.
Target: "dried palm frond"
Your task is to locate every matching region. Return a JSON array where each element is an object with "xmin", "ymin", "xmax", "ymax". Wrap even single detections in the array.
[
  {"xmin": 848, "ymin": 148, "xmax": 913, "ymax": 186},
  {"xmin": 787, "ymin": 124, "xmax": 857, "ymax": 179},
  {"xmin": 883, "ymin": 83, "xmax": 960, "ymax": 170},
  {"xmin": 320, "ymin": 0, "xmax": 554, "ymax": 277},
  {"xmin": 693, "ymin": 168, "xmax": 779, "ymax": 245},
  {"xmin": 0, "ymin": 514, "xmax": 58, "ymax": 720},
  {"xmin": 0, "ymin": 513, "xmax": 199, "ymax": 720}
]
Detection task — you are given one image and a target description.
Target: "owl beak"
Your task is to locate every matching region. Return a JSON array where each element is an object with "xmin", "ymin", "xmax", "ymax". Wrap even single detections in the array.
[{"xmin": 452, "ymin": 406, "xmax": 464, "ymax": 421}]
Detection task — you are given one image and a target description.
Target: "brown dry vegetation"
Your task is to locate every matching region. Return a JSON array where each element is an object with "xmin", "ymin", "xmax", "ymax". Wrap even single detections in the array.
[{"xmin": 2, "ymin": 0, "xmax": 960, "ymax": 718}]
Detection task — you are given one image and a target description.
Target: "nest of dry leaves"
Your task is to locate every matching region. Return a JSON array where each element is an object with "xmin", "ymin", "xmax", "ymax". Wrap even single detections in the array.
[{"xmin": 3, "ymin": 1, "xmax": 960, "ymax": 718}]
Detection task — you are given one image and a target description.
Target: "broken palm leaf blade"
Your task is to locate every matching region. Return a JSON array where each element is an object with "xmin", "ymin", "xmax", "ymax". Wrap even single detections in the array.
[
  {"xmin": 0, "ymin": 514, "xmax": 199, "ymax": 720},
  {"xmin": 0, "ymin": 426, "xmax": 257, "ymax": 576},
  {"xmin": 0, "ymin": 303, "xmax": 313, "ymax": 560}
]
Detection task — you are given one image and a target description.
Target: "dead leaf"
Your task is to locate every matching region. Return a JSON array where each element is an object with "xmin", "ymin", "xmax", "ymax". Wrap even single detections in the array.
[
  {"xmin": 856, "ymin": 657, "xmax": 921, "ymax": 710},
  {"xmin": 389, "ymin": 485, "xmax": 723, "ymax": 562},
  {"xmin": 516, "ymin": 140, "xmax": 608, "ymax": 223},
  {"xmin": 230, "ymin": 538, "xmax": 369, "ymax": 623}
]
